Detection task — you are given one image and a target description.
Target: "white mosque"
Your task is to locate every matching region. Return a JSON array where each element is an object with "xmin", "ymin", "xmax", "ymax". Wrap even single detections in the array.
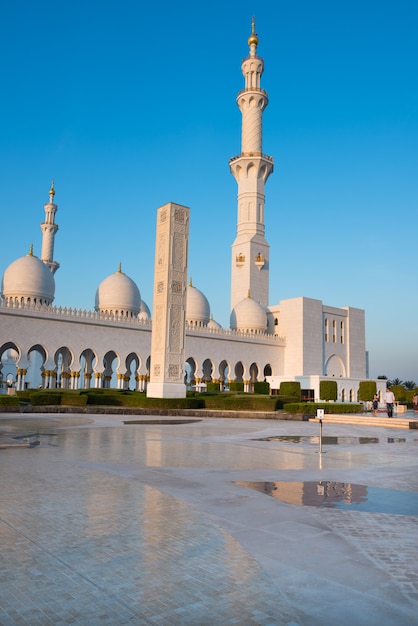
[{"xmin": 0, "ymin": 23, "xmax": 375, "ymax": 402}]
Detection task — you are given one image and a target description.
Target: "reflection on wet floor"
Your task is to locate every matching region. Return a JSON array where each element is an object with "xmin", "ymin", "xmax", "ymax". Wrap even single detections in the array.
[
  {"xmin": 254, "ymin": 435, "xmax": 408, "ymax": 445},
  {"xmin": 0, "ymin": 433, "xmax": 58, "ymax": 448},
  {"xmin": 235, "ymin": 480, "xmax": 418, "ymax": 515}
]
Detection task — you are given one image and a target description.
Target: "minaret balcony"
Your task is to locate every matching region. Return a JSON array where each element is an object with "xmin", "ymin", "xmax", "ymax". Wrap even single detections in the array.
[
  {"xmin": 254, "ymin": 253, "xmax": 265, "ymax": 270},
  {"xmin": 229, "ymin": 152, "xmax": 273, "ymax": 164},
  {"xmin": 235, "ymin": 253, "xmax": 246, "ymax": 267}
]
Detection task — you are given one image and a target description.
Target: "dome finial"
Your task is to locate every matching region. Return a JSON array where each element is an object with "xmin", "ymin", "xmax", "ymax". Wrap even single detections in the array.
[
  {"xmin": 248, "ymin": 16, "xmax": 258, "ymax": 48},
  {"xmin": 118, "ymin": 262, "xmax": 122, "ymax": 274},
  {"xmin": 247, "ymin": 289, "xmax": 251, "ymax": 298},
  {"xmin": 29, "ymin": 243, "xmax": 34, "ymax": 256},
  {"xmin": 189, "ymin": 277, "xmax": 193, "ymax": 287}
]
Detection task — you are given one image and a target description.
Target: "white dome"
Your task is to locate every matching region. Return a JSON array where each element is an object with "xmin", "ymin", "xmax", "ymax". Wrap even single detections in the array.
[
  {"xmin": 186, "ymin": 281, "xmax": 210, "ymax": 326},
  {"xmin": 95, "ymin": 268, "xmax": 141, "ymax": 317},
  {"xmin": 139, "ymin": 299, "xmax": 151, "ymax": 321},
  {"xmin": 230, "ymin": 294, "xmax": 267, "ymax": 333},
  {"xmin": 207, "ymin": 316, "xmax": 222, "ymax": 330},
  {"xmin": 1, "ymin": 251, "xmax": 55, "ymax": 305}
]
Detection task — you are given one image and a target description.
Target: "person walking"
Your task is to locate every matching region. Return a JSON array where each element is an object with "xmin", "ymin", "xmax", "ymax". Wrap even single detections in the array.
[
  {"xmin": 385, "ymin": 387, "xmax": 395, "ymax": 417},
  {"xmin": 413, "ymin": 393, "xmax": 418, "ymax": 412}
]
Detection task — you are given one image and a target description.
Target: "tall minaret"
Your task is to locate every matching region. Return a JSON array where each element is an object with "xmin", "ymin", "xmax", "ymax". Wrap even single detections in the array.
[
  {"xmin": 40, "ymin": 180, "xmax": 60, "ymax": 274},
  {"xmin": 230, "ymin": 20, "xmax": 273, "ymax": 312}
]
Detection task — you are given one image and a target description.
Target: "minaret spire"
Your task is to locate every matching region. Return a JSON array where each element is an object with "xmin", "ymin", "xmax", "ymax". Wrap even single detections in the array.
[
  {"xmin": 40, "ymin": 180, "xmax": 60, "ymax": 274},
  {"xmin": 229, "ymin": 22, "xmax": 274, "ymax": 313}
]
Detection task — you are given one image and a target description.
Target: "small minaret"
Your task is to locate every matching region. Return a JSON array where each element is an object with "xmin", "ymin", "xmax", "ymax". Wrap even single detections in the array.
[
  {"xmin": 230, "ymin": 20, "xmax": 273, "ymax": 312},
  {"xmin": 40, "ymin": 180, "xmax": 60, "ymax": 274}
]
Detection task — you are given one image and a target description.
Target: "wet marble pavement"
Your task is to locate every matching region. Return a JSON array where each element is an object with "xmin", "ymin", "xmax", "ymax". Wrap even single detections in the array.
[{"xmin": 0, "ymin": 414, "xmax": 417, "ymax": 625}]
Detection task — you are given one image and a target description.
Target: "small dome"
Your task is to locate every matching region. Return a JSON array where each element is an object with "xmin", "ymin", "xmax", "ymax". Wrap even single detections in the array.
[
  {"xmin": 186, "ymin": 280, "xmax": 210, "ymax": 326},
  {"xmin": 1, "ymin": 251, "xmax": 55, "ymax": 305},
  {"xmin": 230, "ymin": 294, "xmax": 267, "ymax": 333},
  {"xmin": 207, "ymin": 316, "xmax": 222, "ymax": 330},
  {"xmin": 138, "ymin": 299, "xmax": 151, "ymax": 321},
  {"xmin": 95, "ymin": 267, "xmax": 141, "ymax": 317}
]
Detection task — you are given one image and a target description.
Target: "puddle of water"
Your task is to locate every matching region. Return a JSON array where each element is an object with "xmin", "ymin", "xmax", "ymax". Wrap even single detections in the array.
[
  {"xmin": 254, "ymin": 436, "xmax": 407, "ymax": 445},
  {"xmin": 235, "ymin": 481, "xmax": 418, "ymax": 515},
  {"xmin": 0, "ymin": 433, "xmax": 58, "ymax": 448}
]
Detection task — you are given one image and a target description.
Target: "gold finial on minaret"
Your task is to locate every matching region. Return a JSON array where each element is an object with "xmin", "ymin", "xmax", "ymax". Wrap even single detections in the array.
[
  {"xmin": 248, "ymin": 17, "xmax": 258, "ymax": 47},
  {"xmin": 49, "ymin": 179, "xmax": 55, "ymax": 200}
]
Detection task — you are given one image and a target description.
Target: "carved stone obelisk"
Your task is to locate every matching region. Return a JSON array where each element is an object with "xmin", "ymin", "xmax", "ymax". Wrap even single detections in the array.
[{"xmin": 147, "ymin": 202, "xmax": 190, "ymax": 398}]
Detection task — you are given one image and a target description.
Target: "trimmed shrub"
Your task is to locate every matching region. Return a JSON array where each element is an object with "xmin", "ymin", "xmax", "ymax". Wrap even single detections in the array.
[
  {"xmin": 229, "ymin": 382, "xmax": 244, "ymax": 392},
  {"xmin": 358, "ymin": 380, "xmax": 377, "ymax": 402},
  {"xmin": 279, "ymin": 382, "xmax": 301, "ymax": 399},
  {"xmin": 405, "ymin": 389, "xmax": 418, "ymax": 407},
  {"xmin": 0, "ymin": 395, "xmax": 19, "ymax": 406},
  {"xmin": 205, "ymin": 382, "xmax": 220, "ymax": 393},
  {"xmin": 319, "ymin": 380, "xmax": 337, "ymax": 401},
  {"xmin": 284, "ymin": 402, "xmax": 362, "ymax": 415},
  {"xmin": 129, "ymin": 397, "xmax": 205, "ymax": 410},
  {"xmin": 30, "ymin": 392, "xmax": 63, "ymax": 406},
  {"xmin": 61, "ymin": 394, "xmax": 88, "ymax": 407},
  {"xmin": 391, "ymin": 385, "xmax": 406, "ymax": 403},
  {"xmin": 254, "ymin": 381, "xmax": 270, "ymax": 395},
  {"xmin": 202, "ymin": 394, "xmax": 280, "ymax": 411},
  {"xmin": 85, "ymin": 392, "xmax": 122, "ymax": 406}
]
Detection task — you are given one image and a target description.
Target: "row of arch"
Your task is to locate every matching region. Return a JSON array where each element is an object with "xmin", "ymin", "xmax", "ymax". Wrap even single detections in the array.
[{"xmin": 0, "ymin": 343, "xmax": 273, "ymax": 393}]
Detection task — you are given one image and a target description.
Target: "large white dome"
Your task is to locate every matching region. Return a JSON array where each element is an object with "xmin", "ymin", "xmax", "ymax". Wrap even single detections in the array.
[
  {"xmin": 186, "ymin": 280, "xmax": 210, "ymax": 326},
  {"xmin": 1, "ymin": 250, "xmax": 55, "ymax": 305},
  {"xmin": 230, "ymin": 294, "xmax": 267, "ymax": 333},
  {"xmin": 95, "ymin": 267, "xmax": 141, "ymax": 317}
]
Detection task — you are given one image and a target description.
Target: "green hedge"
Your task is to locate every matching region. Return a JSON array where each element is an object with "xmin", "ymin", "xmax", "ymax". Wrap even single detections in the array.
[
  {"xmin": 0, "ymin": 395, "xmax": 19, "ymax": 406},
  {"xmin": 358, "ymin": 380, "xmax": 377, "ymax": 402},
  {"xmin": 61, "ymin": 394, "xmax": 88, "ymax": 407},
  {"xmin": 229, "ymin": 382, "xmax": 244, "ymax": 392},
  {"xmin": 284, "ymin": 402, "xmax": 362, "ymax": 415},
  {"xmin": 279, "ymin": 382, "xmax": 301, "ymax": 399},
  {"xmin": 205, "ymin": 382, "xmax": 220, "ymax": 393},
  {"xmin": 319, "ymin": 380, "xmax": 337, "ymax": 401},
  {"xmin": 202, "ymin": 394, "xmax": 280, "ymax": 411},
  {"xmin": 391, "ymin": 385, "xmax": 406, "ymax": 402},
  {"xmin": 30, "ymin": 392, "xmax": 64, "ymax": 406},
  {"xmin": 117, "ymin": 396, "xmax": 205, "ymax": 409},
  {"xmin": 253, "ymin": 381, "xmax": 270, "ymax": 395}
]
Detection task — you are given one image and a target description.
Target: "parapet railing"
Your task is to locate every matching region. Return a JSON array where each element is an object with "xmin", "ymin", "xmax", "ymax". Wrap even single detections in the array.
[{"xmin": 0, "ymin": 300, "xmax": 286, "ymax": 343}]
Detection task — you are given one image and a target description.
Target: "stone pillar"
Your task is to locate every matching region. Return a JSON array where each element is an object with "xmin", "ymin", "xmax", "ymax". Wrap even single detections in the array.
[{"xmin": 147, "ymin": 202, "xmax": 190, "ymax": 398}]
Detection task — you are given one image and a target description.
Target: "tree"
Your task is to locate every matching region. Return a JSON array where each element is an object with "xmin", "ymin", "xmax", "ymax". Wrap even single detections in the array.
[
  {"xmin": 403, "ymin": 381, "xmax": 416, "ymax": 390},
  {"xmin": 388, "ymin": 377, "xmax": 403, "ymax": 387}
]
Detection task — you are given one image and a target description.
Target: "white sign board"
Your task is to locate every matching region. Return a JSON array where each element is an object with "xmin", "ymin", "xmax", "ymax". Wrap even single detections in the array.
[{"xmin": 316, "ymin": 409, "xmax": 325, "ymax": 419}]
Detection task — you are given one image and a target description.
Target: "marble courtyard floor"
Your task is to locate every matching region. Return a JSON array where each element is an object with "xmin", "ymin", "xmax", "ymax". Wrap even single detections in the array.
[{"xmin": 0, "ymin": 413, "xmax": 417, "ymax": 625}]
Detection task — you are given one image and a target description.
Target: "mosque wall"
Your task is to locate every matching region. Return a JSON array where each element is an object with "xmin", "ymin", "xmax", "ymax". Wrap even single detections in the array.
[{"xmin": 0, "ymin": 303, "xmax": 285, "ymax": 390}]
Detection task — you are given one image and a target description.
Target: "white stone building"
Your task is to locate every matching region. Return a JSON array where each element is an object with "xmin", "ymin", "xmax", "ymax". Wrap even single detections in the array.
[{"xmin": 0, "ymin": 23, "xmax": 376, "ymax": 402}]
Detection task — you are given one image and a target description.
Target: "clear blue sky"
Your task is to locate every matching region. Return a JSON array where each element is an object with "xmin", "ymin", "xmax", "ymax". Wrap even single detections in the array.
[{"xmin": 1, "ymin": 1, "xmax": 417, "ymax": 382}]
